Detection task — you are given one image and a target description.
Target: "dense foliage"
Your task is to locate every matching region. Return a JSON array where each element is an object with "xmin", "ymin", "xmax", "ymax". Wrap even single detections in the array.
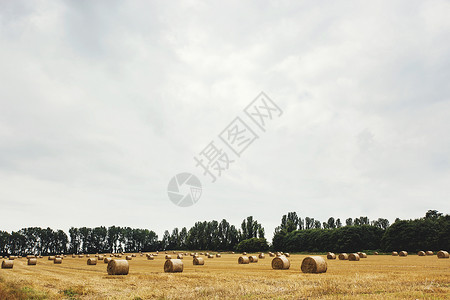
[{"xmin": 0, "ymin": 210, "xmax": 447, "ymax": 255}]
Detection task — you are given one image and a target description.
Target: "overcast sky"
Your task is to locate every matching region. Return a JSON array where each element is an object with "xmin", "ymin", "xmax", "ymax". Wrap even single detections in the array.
[{"xmin": 1, "ymin": 0, "xmax": 449, "ymax": 239}]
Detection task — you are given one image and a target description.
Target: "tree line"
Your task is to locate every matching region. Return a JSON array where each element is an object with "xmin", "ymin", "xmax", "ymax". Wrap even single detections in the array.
[{"xmin": 0, "ymin": 210, "xmax": 447, "ymax": 255}]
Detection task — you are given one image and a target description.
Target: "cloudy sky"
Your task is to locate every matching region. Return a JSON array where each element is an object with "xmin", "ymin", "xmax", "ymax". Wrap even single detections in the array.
[{"xmin": 1, "ymin": 0, "xmax": 449, "ymax": 239}]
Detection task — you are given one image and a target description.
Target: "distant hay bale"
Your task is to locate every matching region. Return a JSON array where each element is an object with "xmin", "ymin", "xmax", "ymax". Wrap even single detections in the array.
[
  {"xmin": 249, "ymin": 256, "xmax": 259, "ymax": 263},
  {"xmin": 238, "ymin": 256, "xmax": 250, "ymax": 264},
  {"xmin": 126, "ymin": 256, "xmax": 132, "ymax": 260},
  {"xmin": 177, "ymin": 254, "xmax": 183, "ymax": 259},
  {"xmin": 359, "ymin": 252, "xmax": 367, "ymax": 258},
  {"xmin": 48, "ymin": 256, "xmax": 55, "ymax": 261},
  {"xmin": 27, "ymin": 258, "xmax": 37, "ymax": 265},
  {"xmin": 374, "ymin": 252, "xmax": 379, "ymax": 255},
  {"xmin": 437, "ymin": 250, "xmax": 449, "ymax": 259},
  {"xmin": 78, "ymin": 255, "xmax": 84, "ymax": 258},
  {"xmin": 72, "ymin": 254, "xmax": 76, "ymax": 258},
  {"xmin": 131, "ymin": 254, "xmax": 136, "ymax": 257},
  {"xmin": 110, "ymin": 254, "xmax": 114, "ymax": 257},
  {"xmin": 327, "ymin": 253, "xmax": 336, "ymax": 260},
  {"xmin": 107, "ymin": 260, "xmax": 129, "ymax": 275},
  {"xmin": 418, "ymin": 251, "xmax": 426, "ymax": 256},
  {"xmin": 216, "ymin": 254, "xmax": 221, "ymax": 258},
  {"xmin": 87, "ymin": 258, "xmax": 97, "ymax": 265},
  {"xmin": 272, "ymin": 256, "xmax": 290, "ymax": 270},
  {"xmin": 86, "ymin": 254, "xmax": 90, "ymax": 257},
  {"xmin": 147, "ymin": 255, "xmax": 154, "ymax": 260},
  {"xmin": 54, "ymin": 258, "xmax": 62, "ymax": 264},
  {"xmin": 301, "ymin": 256, "xmax": 327, "ymax": 273},
  {"xmin": 104, "ymin": 257, "xmax": 112, "ymax": 263},
  {"xmin": 26, "ymin": 255, "xmax": 35, "ymax": 259},
  {"xmin": 2, "ymin": 260, "xmax": 13, "ymax": 269},
  {"xmin": 426, "ymin": 251, "xmax": 433, "ymax": 256},
  {"xmin": 338, "ymin": 253, "xmax": 348, "ymax": 260},
  {"xmin": 173, "ymin": 251, "xmax": 176, "ymax": 254},
  {"xmin": 399, "ymin": 251, "xmax": 408, "ymax": 257},
  {"xmin": 207, "ymin": 254, "xmax": 214, "ymax": 258},
  {"xmin": 392, "ymin": 252, "xmax": 398, "ymax": 256},
  {"xmin": 193, "ymin": 257, "xmax": 204, "ymax": 265},
  {"xmin": 348, "ymin": 253, "xmax": 360, "ymax": 261},
  {"xmin": 259, "ymin": 253, "xmax": 265, "ymax": 259},
  {"xmin": 98, "ymin": 255, "xmax": 104, "ymax": 260},
  {"xmin": 164, "ymin": 259, "xmax": 183, "ymax": 273},
  {"xmin": 242, "ymin": 252, "xmax": 247, "ymax": 255},
  {"xmin": 269, "ymin": 252, "xmax": 275, "ymax": 257},
  {"xmin": 190, "ymin": 253, "xmax": 194, "ymax": 256},
  {"xmin": 285, "ymin": 253, "xmax": 290, "ymax": 257},
  {"xmin": 165, "ymin": 255, "xmax": 172, "ymax": 260}
]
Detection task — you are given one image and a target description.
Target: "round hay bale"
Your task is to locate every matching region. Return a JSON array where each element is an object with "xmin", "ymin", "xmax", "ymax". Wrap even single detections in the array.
[
  {"xmin": 2, "ymin": 260, "xmax": 13, "ymax": 269},
  {"xmin": 87, "ymin": 258, "xmax": 97, "ymax": 265},
  {"xmin": 338, "ymin": 253, "xmax": 348, "ymax": 260},
  {"xmin": 374, "ymin": 252, "xmax": 379, "ymax": 255},
  {"xmin": 72, "ymin": 254, "xmax": 76, "ymax": 258},
  {"xmin": 269, "ymin": 252, "xmax": 275, "ymax": 257},
  {"xmin": 126, "ymin": 256, "xmax": 132, "ymax": 260},
  {"xmin": 418, "ymin": 251, "xmax": 426, "ymax": 256},
  {"xmin": 165, "ymin": 255, "xmax": 172, "ymax": 259},
  {"xmin": 348, "ymin": 253, "xmax": 360, "ymax": 261},
  {"xmin": 104, "ymin": 257, "xmax": 112, "ymax": 263},
  {"xmin": 399, "ymin": 251, "xmax": 408, "ymax": 257},
  {"xmin": 193, "ymin": 257, "xmax": 204, "ymax": 265},
  {"xmin": 249, "ymin": 256, "xmax": 259, "ymax": 263},
  {"xmin": 164, "ymin": 259, "xmax": 183, "ymax": 273},
  {"xmin": 242, "ymin": 252, "xmax": 247, "ymax": 255},
  {"xmin": 26, "ymin": 255, "xmax": 35, "ymax": 259},
  {"xmin": 86, "ymin": 254, "xmax": 90, "ymax": 257},
  {"xmin": 48, "ymin": 256, "xmax": 55, "ymax": 261},
  {"xmin": 216, "ymin": 254, "xmax": 221, "ymax": 258},
  {"xmin": 392, "ymin": 251, "xmax": 398, "ymax": 256},
  {"xmin": 207, "ymin": 254, "xmax": 214, "ymax": 258},
  {"xmin": 437, "ymin": 250, "xmax": 449, "ymax": 259},
  {"xmin": 285, "ymin": 253, "xmax": 290, "ymax": 257},
  {"xmin": 78, "ymin": 255, "xmax": 84, "ymax": 258},
  {"xmin": 238, "ymin": 256, "xmax": 249, "ymax": 264},
  {"xmin": 259, "ymin": 253, "xmax": 265, "ymax": 259},
  {"xmin": 301, "ymin": 256, "xmax": 327, "ymax": 273},
  {"xmin": 27, "ymin": 258, "xmax": 37, "ymax": 265},
  {"xmin": 272, "ymin": 256, "xmax": 290, "ymax": 269},
  {"xmin": 177, "ymin": 254, "xmax": 183, "ymax": 259},
  {"xmin": 131, "ymin": 254, "xmax": 136, "ymax": 257},
  {"xmin": 98, "ymin": 255, "xmax": 104, "ymax": 260},
  {"xmin": 107, "ymin": 260, "xmax": 129, "ymax": 275},
  {"xmin": 327, "ymin": 253, "xmax": 336, "ymax": 260},
  {"xmin": 426, "ymin": 251, "xmax": 433, "ymax": 255},
  {"xmin": 54, "ymin": 258, "xmax": 62, "ymax": 264},
  {"xmin": 359, "ymin": 252, "xmax": 367, "ymax": 258},
  {"xmin": 147, "ymin": 255, "xmax": 154, "ymax": 260}
]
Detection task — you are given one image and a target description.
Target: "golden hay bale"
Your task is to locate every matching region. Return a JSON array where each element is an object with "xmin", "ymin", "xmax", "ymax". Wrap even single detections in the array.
[
  {"xmin": 193, "ymin": 257, "xmax": 204, "ymax": 265},
  {"xmin": 86, "ymin": 254, "xmax": 90, "ymax": 257},
  {"xmin": 72, "ymin": 254, "xmax": 76, "ymax": 258},
  {"xmin": 173, "ymin": 251, "xmax": 176, "ymax": 254},
  {"xmin": 48, "ymin": 256, "xmax": 55, "ymax": 261},
  {"xmin": 374, "ymin": 252, "xmax": 379, "ymax": 255},
  {"xmin": 249, "ymin": 256, "xmax": 259, "ymax": 263},
  {"xmin": 426, "ymin": 251, "xmax": 433, "ymax": 255},
  {"xmin": 104, "ymin": 257, "xmax": 112, "ymax": 263},
  {"xmin": 259, "ymin": 253, "xmax": 265, "ymax": 259},
  {"xmin": 147, "ymin": 255, "xmax": 154, "ymax": 260},
  {"xmin": 2, "ymin": 260, "xmax": 13, "ymax": 269},
  {"xmin": 110, "ymin": 254, "xmax": 114, "ymax": 257},
  {"xmin": 190, "ymin": 253, "xmax": 194, "ymax": 256},
  {"xmin": 98, "ymin": 255, "xmax": 104, "ymax": 260},
  {"xmin": 327, "ymin": 253, "xmax": 336, "ymax": 260},
  {"xmin": 285, "ymin": 253, "xmax": 290, "ymax": 257},
  {"xmin": 87, "ymin": 258, "xmax": 97, "ymax": 265},
  {"xmin": 348, "ymin": 253, "xmax": 360, "ymax": 261},
  {"xmin": 301, "ymin": 256, "xmax": 327, "ymax": 273},
  {"xmin": 177, "ymin": 254, "xmax": 183, "ymax": 259},
  {"xmin": 272, "ymin": 256, "xmax": 290, "ymax": 270},
  {"xmin": 164, "ymin": 259, "xmax": 183, "ymax": 273},
  {"xmin": 242, "ymin": 252, "xmax": 247, "ymax": 255},
  {"xmin": 126, "ymin": 256, "xmax": 132, "ymax": 260},
  {"xmin": 26, "ymin": 255, "xmax": 35, "ymax": 259},
  {"xmin": 359, "ymin": 252, "xmax": 367, "ymax": 258},
  {"xmin": 269, "ymin": 252, "xmax": 275, "ymax": 257},
  {"xmin": 107, "ymin": 260, "xmax": 129, "ymax": 275},
  {"xmin": 216, "ymin": 254, "xmax": 221, "ymax": 258},
  {"xmin": 418, "ymin": 251, "xmax": 426, "ymax": 256},
  {"xmin": 207, "ymin": 254, "xmax": 214, "ymax": 258},
  {"xmin": 165, "ymin": 255, "xmax": 172, "ymax": 260},
  {"xmin": 131, "ymin": 254, "xmax": 136, "ymax": 257},
  {"xmin": 27, "ymin": 258, "xmax": 37, "ymax": 265},
  {"xmin": 78, "ymin": 255, "xmax": 84, "ymax": 258},
  {"xmin": 231, "ymin": 251, "xmax": 235, "ymax": 254},
  {"xmin": 437, "ymin": 250, "xmax": 449, "ymax": 259},
  {"xmin": 392, "ymin": 251, "xmax": 398, "ymax": 256},
  {"xmin": 238, "ymin": 256, "xmax": 250, "ymax": 264},
  {"xmin": 399, "ymin": 251, "xmax": 408, "ymax": 257},
  {"xmin": 338, "ymin": 253, "xmax": 348, "ymax": 260},
  {"xmin": 54, "ymin": 258, "xmax": 62, "ymax": 264}
]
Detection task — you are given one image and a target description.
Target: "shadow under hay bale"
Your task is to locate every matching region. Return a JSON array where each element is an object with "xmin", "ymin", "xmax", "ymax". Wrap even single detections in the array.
[{"xmin": 301, "ymin": 256, "xmax": 327, "ymax": 273}]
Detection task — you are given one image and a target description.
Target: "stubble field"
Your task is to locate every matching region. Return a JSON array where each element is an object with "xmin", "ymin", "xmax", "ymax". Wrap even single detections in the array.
[{"xmin": 0, "ymin": 253, "xmax": 449, "ymax": 299}]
